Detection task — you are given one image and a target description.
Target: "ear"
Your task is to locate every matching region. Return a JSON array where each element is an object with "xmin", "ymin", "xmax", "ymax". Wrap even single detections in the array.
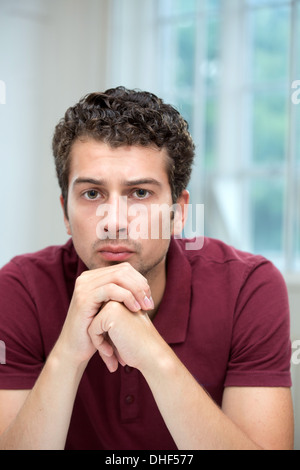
[
  {"xmin": 172, "ymin": 190, "xmax": 190, "ymax": 237},
  {"xmin": 60, "ymin": 195, "xmax": 71, "ymax": 236}
]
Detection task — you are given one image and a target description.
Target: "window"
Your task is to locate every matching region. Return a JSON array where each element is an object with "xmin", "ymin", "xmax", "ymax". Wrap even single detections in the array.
[{"xmin": 156, "ymin": 0, "xmax": 300, "ymax": 272}]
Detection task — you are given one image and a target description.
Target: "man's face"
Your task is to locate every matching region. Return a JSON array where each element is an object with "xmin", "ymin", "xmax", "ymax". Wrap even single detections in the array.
[{"xmin": 62, "ymin": 138, "xmax": 188, "ymax": 279}]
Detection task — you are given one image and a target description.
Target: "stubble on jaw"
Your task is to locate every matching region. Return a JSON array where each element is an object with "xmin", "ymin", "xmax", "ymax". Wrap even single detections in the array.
[{"xmin": 87, "ymin": 238, "xmax": 170, "ymax": 281}]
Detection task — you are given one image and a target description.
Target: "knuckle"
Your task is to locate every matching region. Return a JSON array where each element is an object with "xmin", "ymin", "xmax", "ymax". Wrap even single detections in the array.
[
  {"xmin": 125, "ymin": 290, "xmax": 135, "ymax": 302},
  {"xmin": 103, "ymin": 283, "xmax": 117, "ymax": 300},
  {"xmin": 74, "ymin": 278, "xmax": 84, "ymax": 296},
  {"xmin": 122, "ymin": 262, "xmax": 131, "ymax": 268},
  {"xmin": 118, "ymin": 262, "xmax": 131, "ymax": 271},
  {"xmin": 78, "ymin": 270, "xmax": 89, "ymax": 279},
  {"xmin": 106, "ymin": 300, "xmax": 121, "ymax": 313},
  {"xmin": 136, "ymin": 286, "xmax": 148, "ymax": 298},
  {"xmin": 75, "ymin": 271, "xmax": 88, "ymax": 287}
]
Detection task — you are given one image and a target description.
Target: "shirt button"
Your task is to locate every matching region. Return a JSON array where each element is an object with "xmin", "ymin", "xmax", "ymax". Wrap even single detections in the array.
[{"xmin": 125, "ymin": 394, "xmax": 135, "ymax": 405}]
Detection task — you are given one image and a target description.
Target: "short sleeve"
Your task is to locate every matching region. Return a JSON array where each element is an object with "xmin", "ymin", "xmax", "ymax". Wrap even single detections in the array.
[
  {"xmin": 224, "ymin": 260, "xmax": 292, "ymax": 388},
  {"xmin": 0, "ymin": 259, "xmax": 45, "ymax": 389}
]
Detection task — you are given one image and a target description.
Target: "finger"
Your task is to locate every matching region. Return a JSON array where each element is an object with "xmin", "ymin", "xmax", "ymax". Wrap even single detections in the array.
[
  {"xmin": 88, "ymin": 307, "xmax": 126, "ymax": 372},
  {"xmin": 86, "ymin": 264, "xmax": 153, "ymax": 307},
  {"xmin": 114, "ymin": 348, "xmax": 126, "ymax": 367},
  {"xmin": 91, "ymin": 331, "xmax": 114, "ymax": 357},
  {"xmin": 89, "ymin": 329, "xmax": 119, "ymax": 372},
  {"xmin": 98, "ymin": 350, "xmax": 119, "ymax": 373},
  {"xmin": 95, "ymin": 283, "xmax": 153, "ymax": 312},
  {"xmin": 99, "ymin": 263, "xmax": 150, "ymax": 290},
  {"xmin": 103, "ymin": 333, "xmax": 127, "ymax": 369},
  {"xmin": 96, "ymin": 333, "xmax": 120, "ymax": 372}
]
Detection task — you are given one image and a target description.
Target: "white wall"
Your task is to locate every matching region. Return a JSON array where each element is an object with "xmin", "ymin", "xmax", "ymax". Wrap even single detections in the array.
[
  {"xmin": 107, "ymin": 0, "xmax": 160, "ymax": 94},
  {"xmin": 0, "ymin": 0, "xmax": 110, "ymax": 266}
]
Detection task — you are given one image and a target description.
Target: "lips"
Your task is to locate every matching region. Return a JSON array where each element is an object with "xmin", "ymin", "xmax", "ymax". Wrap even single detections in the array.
[{"xmin": 98, "ymin": 245, "xmax": 134, "ymax": 262}]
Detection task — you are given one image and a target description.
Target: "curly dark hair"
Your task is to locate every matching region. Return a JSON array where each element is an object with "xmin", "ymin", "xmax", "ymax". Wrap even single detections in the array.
[{"xmin": 52, "ymin": 87, "xmax": 195, "ymax": 214}]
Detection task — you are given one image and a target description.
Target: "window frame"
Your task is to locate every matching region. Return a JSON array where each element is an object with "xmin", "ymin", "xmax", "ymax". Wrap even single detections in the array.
[{"xmin": 109, "ymin": 0, "xmax": 300, "ymax": 275}]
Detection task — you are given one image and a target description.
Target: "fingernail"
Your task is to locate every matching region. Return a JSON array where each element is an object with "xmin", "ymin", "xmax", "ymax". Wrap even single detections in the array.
[
  {"xmin": 134, "ymin": 300, "xmax": 142, "ymax": 311},
  {"xmin": 144, "ymin": 296, "xmax": 154, "ymax": 309}
]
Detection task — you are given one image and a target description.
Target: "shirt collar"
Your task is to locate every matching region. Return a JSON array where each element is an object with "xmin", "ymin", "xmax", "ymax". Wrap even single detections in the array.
[{"xmin": 153, "ymin": 238, "xmax": 192, "ymax": 345}]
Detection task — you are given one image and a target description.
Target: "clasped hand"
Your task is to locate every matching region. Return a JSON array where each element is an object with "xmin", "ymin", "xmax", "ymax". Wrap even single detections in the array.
[
  {"xmin": 58, "ymin": 262, "xmax": 163, "ymax": 374},
  {"xmin": 88, "ymin": 300, "xmax": 157, "ymax": 373}
]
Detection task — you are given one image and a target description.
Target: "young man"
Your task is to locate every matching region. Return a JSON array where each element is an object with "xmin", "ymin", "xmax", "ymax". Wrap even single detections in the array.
[{"xmin": 0, "ymin": 87, "xmax": 294, "ymax": 450}]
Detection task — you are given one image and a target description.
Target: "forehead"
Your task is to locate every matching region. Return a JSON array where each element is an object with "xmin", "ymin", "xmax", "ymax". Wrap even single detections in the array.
[{"xmin": 69, "ymin": 138, "xmax": 171, "ymax": 185}]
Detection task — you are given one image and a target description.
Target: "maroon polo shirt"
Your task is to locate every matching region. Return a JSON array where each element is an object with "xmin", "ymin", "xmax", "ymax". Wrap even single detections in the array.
[{"xmin": 0, "ymin": 237, "xmax": 292, "ymax": 450}]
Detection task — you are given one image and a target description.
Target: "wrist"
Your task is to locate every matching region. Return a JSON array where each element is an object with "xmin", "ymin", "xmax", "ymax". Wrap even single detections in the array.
[
  {"xmin": 138, "ymin": 333, "xmax": 178, "ymax": 380},
  {"xmin": 49, "ymin": 340, "xmax": 90, "ymax": 379}
]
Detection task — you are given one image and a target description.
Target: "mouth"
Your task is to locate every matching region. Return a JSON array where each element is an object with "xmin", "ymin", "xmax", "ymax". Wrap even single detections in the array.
[{"xmin": 98, "ymin": 245, "xmax": 135, "ymax": 262}]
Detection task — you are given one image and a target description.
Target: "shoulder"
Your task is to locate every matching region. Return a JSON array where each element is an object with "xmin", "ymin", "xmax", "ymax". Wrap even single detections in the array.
[
  {"xmin": 173, "ymin": 236, "xmax": 287, "ymax": 301},
  {"xmin": 174, "ymin": 236, "xmax": 273, "ymax": 273},
  {"xmin": 173, "ymin": 239, "xmax": 291, "ymax": 388},
  {"xmin": 3, "ymin": 238, "xmax": 74, "ymax": 268},
  {"xmin": 0, "ymin": 239, "xmax": 80, "ymax": 294},
  {"xmin": 1, "ymin": 239, "xmax": 75, "ymax": 273}
]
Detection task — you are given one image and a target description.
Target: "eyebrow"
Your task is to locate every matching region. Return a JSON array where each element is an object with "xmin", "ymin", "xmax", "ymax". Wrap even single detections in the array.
[
  {"xmin": 72, "ymin": 177, "xmax": 163, "ymax": 188},
  {"xmin": 72, "ymin": 177, "xmax": 105, "ymax": 187},
  {"xmin": 123, "ymin": 178, "xmax": 163, "ymax": 188}
]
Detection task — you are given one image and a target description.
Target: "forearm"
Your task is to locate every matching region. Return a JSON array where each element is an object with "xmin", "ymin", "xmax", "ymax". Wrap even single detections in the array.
[
  {"xmin": 141, "ymin": 346, "xmax": 261, "ymax": 450},
  {"xmin": 90, "ymin": 301, "xmax": 259, "ymax": 449},
  {"xmin": 0, "ymin": 347, "xmax": 86, "ymax": 450}
]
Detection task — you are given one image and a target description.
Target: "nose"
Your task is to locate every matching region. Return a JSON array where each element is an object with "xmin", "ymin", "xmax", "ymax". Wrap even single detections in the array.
[{"xmin": 96, "ymin": 195, "xmax": 128, "ymax": 240}]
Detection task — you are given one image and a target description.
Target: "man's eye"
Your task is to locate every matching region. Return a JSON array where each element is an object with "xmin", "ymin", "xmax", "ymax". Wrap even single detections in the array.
[
  {"xmin": 84, "ymin": 190, "xmax": 100, "ymax": 200},
  {"xmin": 133, "ymin": 189, "xmax": 150, "ymax": 199}
]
